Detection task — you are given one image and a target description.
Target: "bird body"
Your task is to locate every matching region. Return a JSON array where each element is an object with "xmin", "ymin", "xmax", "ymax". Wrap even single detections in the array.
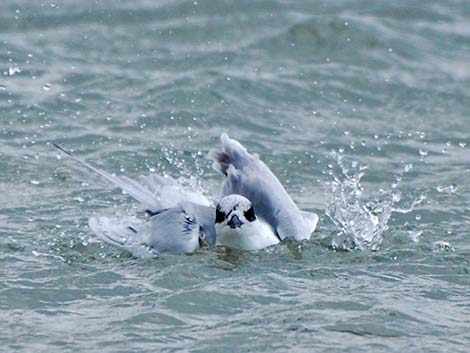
[{"xmin": 54, "ymin": 133, "xmax": 318, "ymax": 256}]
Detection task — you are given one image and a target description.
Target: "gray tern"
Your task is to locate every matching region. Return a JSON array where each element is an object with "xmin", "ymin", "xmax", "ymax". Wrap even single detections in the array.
[{"xmin": 53, "ymin": 133, "xmax": 318, "ymax": 256}]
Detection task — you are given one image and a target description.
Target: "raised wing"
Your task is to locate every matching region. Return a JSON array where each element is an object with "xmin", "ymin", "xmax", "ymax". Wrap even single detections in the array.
[
  {"xmin": 53, "ymin": 143, "xmax": 212, "ymax": 213},
  {"xmin": 209, "ymin": 133, "xmax": 317, "ymax": 240},
  {"xmin": 54, "ymin": 144, "xmax": 217, "ymax": 255}
]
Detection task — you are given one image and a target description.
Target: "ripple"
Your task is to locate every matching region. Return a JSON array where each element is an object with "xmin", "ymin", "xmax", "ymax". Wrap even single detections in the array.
[{"xmin": 1, "ymin": 0, "xmax": 469, "ymax": 352}]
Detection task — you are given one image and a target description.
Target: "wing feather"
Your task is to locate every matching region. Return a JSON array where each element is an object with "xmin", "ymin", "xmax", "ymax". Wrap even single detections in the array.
[{"xmin": 209, "ymin": 133, "xmax": 318, "ymax": 240}]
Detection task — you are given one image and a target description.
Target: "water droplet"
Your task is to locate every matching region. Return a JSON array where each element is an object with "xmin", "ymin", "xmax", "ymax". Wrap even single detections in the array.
[
  {"xmin": 404, "ymin": 163, "xmax": 413, "ymax": 172},
  {"xmin": 325, "ymin": 155, "xmax": 392, "ymax": 251},
  {"xmin": 43, "ymin": 83, "xmax": 51, "ymax": 91},
  {"xmin": 436, "ymin": 184, "xmax": 457, "ymax": 193},
  {"xmin": 8, "ymin": 66, "xmax": 21, "ymax": 76},
  {"xmin": 391, "ymin": 191, "xmax": 401, "ymax": 202},
  {"xmin": 432, "ymin": 241, "xmax": 453, "ymax": 252},
  {"xmin": 407, "ymin": 229, "xmax": 422, "ymax": 243}
]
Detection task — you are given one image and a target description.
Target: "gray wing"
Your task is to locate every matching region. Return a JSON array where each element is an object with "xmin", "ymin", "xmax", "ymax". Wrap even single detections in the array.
[
  {"xmin": 183, "ymin": 202, "xmax": 216, "ymax": 245},
  {"xmin": 54, "ymin": 144, "xmax": 217, "ymax": 255},
  {"xmin": 141, "ymin": 205, "xmax": 201, "ymax": 253},
  {"xmin": 209, "ymin": 133, "xmax": 318, "ymax": 240},
  {"xmin": 89, "ymin": 203, "xmax": 216, "ymax": 257},
  {"xmin": 52, "ymin": 144, "xmax": 212, "ymax": 213}
]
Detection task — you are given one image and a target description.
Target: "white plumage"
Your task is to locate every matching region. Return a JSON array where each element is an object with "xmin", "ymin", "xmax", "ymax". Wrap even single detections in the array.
[{"xmin": 54, "ymin": 133, "xmax": 318, "ymax": 256}]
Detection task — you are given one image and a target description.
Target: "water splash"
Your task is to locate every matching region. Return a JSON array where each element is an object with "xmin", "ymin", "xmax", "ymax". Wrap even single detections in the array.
[
  {"xmin": 325, "ymin": 152, "xmax": 424, "ymax": 251},
  {"xmin": 432, "ymin": 240, "xmax": 454, "ymax": 252},
  {"xmin": 436, "ymin": 184, "xmax": 457, "ymax": 194},
  {"xmin": 8, "ymin": 66, "xmax": 21, "ymax": 76}
]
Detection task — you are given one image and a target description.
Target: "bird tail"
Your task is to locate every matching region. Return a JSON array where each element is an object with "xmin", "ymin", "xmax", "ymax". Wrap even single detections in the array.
[
  {"xmin": 89, "ymin": 216, "xmax": 136, "ymax": 251},
  {"xmin": 88, "ymin": 216, "xmax": 157, "ymax": 258}
]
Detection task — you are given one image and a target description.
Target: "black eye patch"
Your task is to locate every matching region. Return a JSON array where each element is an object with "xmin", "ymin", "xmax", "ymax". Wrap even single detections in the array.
[
  {"xmin": 244, "ymin": 206, "xmax": 256, "ymax": 222},
  {"xmin": 215, "ymin": 206, "xmax": 226, "ymax": 223}
]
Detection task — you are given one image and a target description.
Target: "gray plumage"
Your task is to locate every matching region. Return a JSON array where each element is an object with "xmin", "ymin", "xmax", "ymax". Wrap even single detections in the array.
[
  {"xmin": 53, "ymin": 143, "xmax": 216, "ymax": 256},
  {"xmin": 209, "ymin": 133, "xmax": 318, "ymax": 241},
  {"xmin": 89, "ymin": 205, "xmax": 201, "ymax": 257},
  {"xmin": 54, "ymin": 133, "xmax": 318, "ymax": 257}
]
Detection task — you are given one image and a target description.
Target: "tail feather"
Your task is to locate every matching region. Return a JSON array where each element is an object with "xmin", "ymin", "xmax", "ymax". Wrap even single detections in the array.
[
  {"xmin": 89, "ymin": 217, "xmax": 134, "ymax": 251},
  {"xmin": 89, "ymin": 217, "xmax": 158, "ymax": 258}
]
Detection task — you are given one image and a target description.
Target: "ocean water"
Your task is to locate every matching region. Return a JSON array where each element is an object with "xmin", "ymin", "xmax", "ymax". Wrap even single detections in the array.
[{"xmin": 1, "ymin": 1, "xmax": 469, "ymax": 352}]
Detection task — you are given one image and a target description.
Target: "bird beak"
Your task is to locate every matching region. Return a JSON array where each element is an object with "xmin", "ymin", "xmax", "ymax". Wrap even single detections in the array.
[{"xmin": 227, "ymin": 214, "xmax": 243, "ymax": 229}]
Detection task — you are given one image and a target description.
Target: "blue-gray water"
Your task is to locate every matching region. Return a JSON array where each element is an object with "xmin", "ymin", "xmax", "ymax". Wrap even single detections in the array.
[{"xmin": 1, "ymin": 1, "xmax": 469, "ymax": 352}]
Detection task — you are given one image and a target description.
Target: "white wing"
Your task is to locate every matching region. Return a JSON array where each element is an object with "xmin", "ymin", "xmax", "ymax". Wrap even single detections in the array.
[
  {"xmin": 209, "ymin": 133, "xmax": 318, "ymax": 240},
  {"xmin": 137, "ymin": 174, "xmax": 211, "ymax": 211},
  {"xmin": 54, "ymin": 144, "xmax": 217, "ymax": 256},
  {"xmin": 53, "ymin": 144, "xmax": 211, "ymax": 213}
]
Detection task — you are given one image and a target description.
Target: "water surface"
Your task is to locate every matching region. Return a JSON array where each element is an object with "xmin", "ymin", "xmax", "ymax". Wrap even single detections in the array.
[{"xmin": 1, "ymin": 1, "xmax": 469, "ymax": 352}]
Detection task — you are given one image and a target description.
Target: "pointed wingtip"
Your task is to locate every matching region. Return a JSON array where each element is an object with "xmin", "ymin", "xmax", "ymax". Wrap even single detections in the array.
[
  {"xmin": 52, "ymin": 143, "xmax": 72, "ymax": 156},
  {"xmin": 220, "ymin": 132, "xmax": 230, "ymax": 143}
]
